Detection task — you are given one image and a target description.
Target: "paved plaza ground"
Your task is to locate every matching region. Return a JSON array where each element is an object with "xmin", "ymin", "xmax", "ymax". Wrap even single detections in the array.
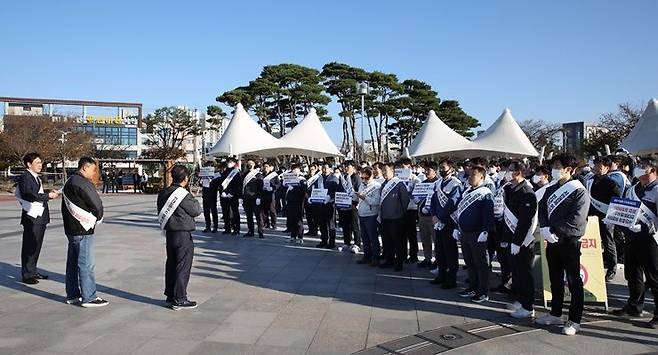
[{"xmin": 0, "ymin": 194, "xmax": 656, "ymax": 355}]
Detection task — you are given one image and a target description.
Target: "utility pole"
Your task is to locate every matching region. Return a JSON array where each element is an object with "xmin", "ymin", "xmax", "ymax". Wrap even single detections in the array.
[{"xmin": 357, "ymin": 82, "xmax": 369, "ymax": 161}]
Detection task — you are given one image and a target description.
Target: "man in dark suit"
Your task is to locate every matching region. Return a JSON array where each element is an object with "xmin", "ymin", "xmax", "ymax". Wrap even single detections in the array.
[
  {"xmin": 17, "ymin": 152, "xmax": 59, "ymax": 284},
  {"xmin": 219, "ymin": 157, "xmax": 243, "ymax": 235}
]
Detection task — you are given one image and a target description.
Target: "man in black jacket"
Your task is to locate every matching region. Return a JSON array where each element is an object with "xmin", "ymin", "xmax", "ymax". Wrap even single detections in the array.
[
  {"xmin": 17, "ymin": 152, "xmax": 59, "ymax": 284},
  {"xmin": 536, "ymin": 154, "xmax": 590, "ymax": 336},
  {"xmin": 157, "ymin": 165, "xmax": 202, "ymax": 310},
  {"xmin": 586, "ymin": 156, "xmax": 621, "ymax": 281},
  {"xmin": 219, "ymin": 157, "xmax": 242, "ymax": 235},
  {"xmin": 260, "ymin": 161, "xmax": 280, "ymax": 229},
  {"xmin": 501, "ymin": 160, "xmax": 538, "ymax": 319},
  {"xmin": 201, "ymin": 163, "xmax": 220, "ymax": 233},
  {"xmin": 242, "ymin": 159, "xmax": 264, "ymax": 238},
  {"xmin": 61, "ymin": 157, "xmax": 107, "ymax": 308},
  {"xmin": 312, "ymin": 162, "xmax": 340, "ymax": 249}
]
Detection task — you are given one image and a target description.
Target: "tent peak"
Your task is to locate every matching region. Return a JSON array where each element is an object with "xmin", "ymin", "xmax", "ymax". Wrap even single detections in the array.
[
  {"xmin": 309, "ymin": 107, "xmax": 317, "ymax": 114},
  {"xmin": 503, "ymin": 107, "xmax": 511, "ymax": 114},
  {"xmin": 236, "ymin": 103, "xmax": 244, "ymax": 110},
  {"xmin": 428, "ymin": 110, "xmax": 436, "ymax": 116}
]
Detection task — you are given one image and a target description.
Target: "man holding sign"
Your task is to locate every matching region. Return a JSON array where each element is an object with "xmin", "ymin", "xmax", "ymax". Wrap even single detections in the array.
[
  {"xmin": 611, "ymin": 157, "xmax": 658, "ymax": 329},
  {"xmin": 157, "ymin": 165, "xmax": 202, "ymax": 310},
  {"xmin": 61, "ymin": 157, "xmax": 107, "ymax": 307},
  {"xmin": 416, "ymin": 162, "xmax": 439, "ymax": 268},
  {"xmin": 310, "ymin": 162, "xmax": 340, "ymax": 249}
]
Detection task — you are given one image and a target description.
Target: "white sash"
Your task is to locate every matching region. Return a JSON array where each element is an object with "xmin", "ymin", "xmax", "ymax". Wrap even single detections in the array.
[
  {"xmin": 221, "ymin": 168, "xmax": 239, "ymax": 190},
  {"xmin": 307, "ymin": 172, "xmax": 322, "ymax": 188},
  {"xmin": 609, "ymin": 170, "xmax": 630, "ymax": 189},
  {"xmin": 502, "ymin": 181, "xmax": 538, "ymax": 246},
  {"xmin": 158, "ymin": 187, "xmax": 189, "ymax": 232},
  {"xmin": 586, "ymin": 178, "xmax": 609, "ymax": 214},
  {"xmin": 494, "ymin": 182, "xmax": 509, "ymax": 217},
  {"xmin": 380, "ymin": 177, "xmax": 403, "ymax": 206},
  {"xmin": 342, "ymin": 174, "xmax": 354, "ymax": 196},
  {"xmin": 62, "ymin": 190, "xmax": 98, "ymax": 232},
  {"xmin": 15, "ymin": 189, "xmax": 45, "ymax": 218},
  {"xmin": 457, "ymin": 186, "xmax": 492, "ymax": 219},
  {"xmin": 547, "ymin": 179, "xmax": 585, "ymax": 219},
  {"xmin": 626, "ymin": 184, "xmax": 658, "ymax": 243},
  {"xmin": 262, "ymin": 171, "xmax": 278, "ymax": 192},
  {"xmin": 243, "ymin": 168, "xmax": 260, "ymax": 192}
]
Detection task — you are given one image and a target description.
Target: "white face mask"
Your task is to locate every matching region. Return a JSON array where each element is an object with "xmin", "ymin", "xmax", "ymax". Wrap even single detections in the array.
[
  {"xmin": 504, "ymin": 171, "xmax": 513, "ymax": 182},
  {"xmin": 496, "ymin": 171, "xmax": 505, "ymax": 180},
  {"xmin": 633, "ymin": 167, "xmax": 647, "ymax": 178},
  {"xmin": 227, "ymin": 162, "xmax": 235, "ymax": 169},
  {"xmin": 532, "ymin": 175, "xmax": 542, "ymax": 184},
  {"xmin": 551, "ymin": 168, "xmax": 562, "ymax": 181},
  {"xmin": 488, "ymin": 167, "xmax": 497, "ymax": 175}
]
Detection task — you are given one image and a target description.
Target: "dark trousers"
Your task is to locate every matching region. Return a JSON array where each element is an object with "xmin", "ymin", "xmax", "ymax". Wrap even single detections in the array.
[
  {"xmin": 21, "ymin": 223, "xmax": 46, "ymax": 280},
  {"xmin": 381, "ymin": 218, "xmax": 405, "ymax": 268},
  {"xmin": 243, "ymin": 198, "xmax": 263, "ymax": 235},
  {"xmin": 438, "ymin": 220, "xmax": 458, "ymax": 283},
  {"xmin": 511, "ymin": 243, "xmax": 535, "ymax": 311},
  {"xmin": 546, "ymin": 237, "xmax": 584, "ymax": 323},
  {"xmin": 614, "ymin": 227, "xmax": 625, "ymax": 264},
  {"xmin": 599, "ymin": 219, "xmax": 617, "ymax": 270},
  {"xmin": 461, "ymin": 231, "xmax": 490, "ymax": 296},
  {"xmin": 338, "ymin": 208, "xmax": 360, "ymax": 245},
  {"xmin": 317, "ymin": 204, "xmax": 336, "ymax": 247},
  {"xmin": 403, "ymin": 210, "xmax": 419, "ymax": 259},
  {"xmin": 624, "ymin": 235, "xmax": 658, "ymax": 316},
  {"xmin": 286, "ymin": 201, "xmax": 304, "ymax": 239},
  {"xmin": 359, "ymin": 215, "xmax": 380, "ymax": 261},
  {"xmin": 261, "ymin": 197, "xmax": 277, "ymax": 228},
  {"xmin": 305, "ymin": 201, "xmax": 317, "ymax": 234},
  {"xmin": 165, "ymin": 231, "xmax": 194, "ymax": 303},
  {"xmin": 203, "ymin": 197, "xmax": 218, "ymax": 230},
  {"xmin": 220, "ymin": 197, "xmax": 240, "ymax": 233}
]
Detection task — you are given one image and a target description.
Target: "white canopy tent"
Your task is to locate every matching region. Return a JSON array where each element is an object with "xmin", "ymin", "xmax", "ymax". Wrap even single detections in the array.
[
  {"xmin": 620, "ymin": 98, "xmax": 658, "ymax": 155},
  {"xmin": 207, "ymin": 103, "xmax": 283, "ymax": 157},
  {"xmin": 473, "ymin": 108, "xmax": 539, "ymax": 157},
  {"xmin": 272, "ymin": 108, "xmax": 343, "ymax": 158},
  {"xmin": 408, "ymin": 110, "xmax": 480, "ymax": 158}
]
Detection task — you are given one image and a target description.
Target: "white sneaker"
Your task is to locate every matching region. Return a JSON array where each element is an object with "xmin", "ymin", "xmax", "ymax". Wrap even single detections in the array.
[
  {"xmin": 511, "ymin": 308, "xmax": 535, "ymax": 319},
  {"xmin": 562, "ymin": 320, "xmax": 580, "ymax": 335},
  {"xmin": 297, "ymin": 239, "xmax": 304, "ymax": 245},
  {"xmin": 350, "ymin": 245, "xmax": 360, "ymax": 254},
  {"xmin": 506, "ymin": 301, "xmax": 522, "ymax": 311},
  {"xmin": 535, "ymin": 314, "xmax": 564, "ymax": 325},
  {"xmin": 430, "ymin": 267, "xmax": 439, "ymax": 275},
  {"xmin": 81, "ymin": 297, "xmax": 110, "ymax": 308}
]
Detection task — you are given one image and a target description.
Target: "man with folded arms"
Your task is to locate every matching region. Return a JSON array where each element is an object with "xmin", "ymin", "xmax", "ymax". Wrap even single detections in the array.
[
  {"xmin": 17, "ymin": 152, "xmax": 60, "ymax": 284},
  {"xmin": 61, "ymin": 157, "xmax": 107, "ymax": 307},
  {"xmin": 157, "ymin": 165, "xmax": 202, "ymax": 310},
  {"xmin": 536, "ymin": 154, "xmax": 590, "ymax": 335}
]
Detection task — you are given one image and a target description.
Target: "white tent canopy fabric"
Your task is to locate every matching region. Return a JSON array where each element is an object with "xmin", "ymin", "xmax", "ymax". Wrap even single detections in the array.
[
  {"xmin": 207, "ymin": 103, "xmax": 283, "ymax": 157},
  {"xmin": 473, "ymin": 108, "xmax": 539, "ymax": 157},
  {"xmin": 621, "ymin": 98, "xmax": 658, "ymax": 155},
  {"xmin": 408, "ymin": 110, "xmax": 480, "ymax": 158},
  {"xmin": 265, "ymin": 108, "xmax": 343, "ymax": 158}
]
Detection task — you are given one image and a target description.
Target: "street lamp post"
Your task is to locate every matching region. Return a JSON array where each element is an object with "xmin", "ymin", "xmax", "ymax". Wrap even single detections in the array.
[{"xmin": 357, "ymin": 82, "xmax": 369, "ymax": 161}]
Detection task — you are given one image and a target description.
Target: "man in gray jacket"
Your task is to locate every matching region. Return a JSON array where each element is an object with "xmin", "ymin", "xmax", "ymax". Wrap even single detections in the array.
[
  {"xmin": 379, "ymin": 162, "xmax": 410, "ymax": 271},
  {"xmin": 157, "ymin": 165, "xmax": 202, "ymax": 310}
]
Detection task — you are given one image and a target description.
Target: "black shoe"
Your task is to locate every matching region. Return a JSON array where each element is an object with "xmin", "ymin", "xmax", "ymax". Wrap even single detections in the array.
[
  {"xmin": 394, "ymin": 265, "xmax": 403, "ymax": 272},
  {"xmin": 22, "ymin": 278, "xmax": 39, "ymax": 285},
  {"xmin": 202, "ymin": 228, "xmax": 211, "ymax": 233},
  {"xmin": 283, "ymin": 228, "xmax": 290, "ymax": 233},
  {"xmin": 35, "ymin": 273, "xmax": 48, "ymax": 280},
  {"xmin": 258, "ymin": 233, "xmax": 264, "ymax": 239},
  {"xmin": 459, "ymin": 289, "xmax": 476, "ymax": 298},
  {"xmin": 370, "ymin": 260, "xmax": 379, "ymax": 267},
  {"xmin": 405, "ymin": 257, "xmax": 419, "ymax": 264},
  {"xmin": 379, "ymin": 261, "xmax": 394, "ymax": 269},
  {"xmin": 605, "ymin": 269, "xmax": 616, "ymax": 282},
  {"xmin": 212, "ymin": 228, "xmax": 218, "ymax": 233},
  {"xmin": 165, "ymin": 297, "xmax": 173, "ymax": 305},
  {"xmin": 231, "ymin": 231, "xmax": 239, "ymax": 236},
  {"xmin": 316, "ymin": 242, "xmax": 327, "ymax": 248},
  {"xmin": 222, "ymin": 230, "xmax": 231, "ymax": 235},
  {"xmin": 611, "ymin": 307, "xmax": 642, "ymax": 317},
  {"xmin": 243, "ymin": 232, "xmax": 255, "ymax": 237},
  {"xmin": 304, "ymin": 231, "xmax": 316, "ymax": 236},
  {"xmin": 648, "ymin": 317, "xmax": 658, "ymax": 329},
  {"xmin": 356, "ymin": 259, "xmax": 371, "ymax": 265},
  {"xmin": 491, "ymin": 285, "xmax": 511, "ymax": 294},
  {"xmin": 81, "ymin": 297, "xmax": 110, "ymax": 308},
  {"xmin": 418, "ymin": 260, "xmax": 433, "ymax": 268},
  {"xmin": 171, "ymin": 300, "xmax": 198, "ymax": 311},
  {"xmin": 430, "ymin": 277, "xmax": 445, "ymax": 285},
  {"xmin": 326, "ymin": 244, "xmax": 335, "ymax": 250},
  {"xmin": 441, "ymin": 281, "xmax": 457, "ymax": 290}
]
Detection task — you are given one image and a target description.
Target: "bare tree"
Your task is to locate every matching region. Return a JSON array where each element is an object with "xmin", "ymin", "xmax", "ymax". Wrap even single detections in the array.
[{"xmin": 518, "ymin": 119, "xmax": 563, "ymax": 152}]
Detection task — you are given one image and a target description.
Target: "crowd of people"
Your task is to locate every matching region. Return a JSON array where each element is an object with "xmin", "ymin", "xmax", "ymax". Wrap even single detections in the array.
[{"xmin": 13, "ymin": 150, "xmax": 658, "ymax": 335}]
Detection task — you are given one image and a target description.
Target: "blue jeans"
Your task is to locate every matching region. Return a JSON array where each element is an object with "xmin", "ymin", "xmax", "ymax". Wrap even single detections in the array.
[
  {"xmin": 66, "ymin": 234, "xmax": 97, "ymax": 303},
  {"xmin": 359, "ymin": 215, "xmax": 380, "ymax": 261}
]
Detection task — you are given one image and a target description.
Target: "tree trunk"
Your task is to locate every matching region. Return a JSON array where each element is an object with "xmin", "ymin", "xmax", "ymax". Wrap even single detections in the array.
[{"xmin": 367, "ymin": 114, "xmax": 377, "ymax": 161}]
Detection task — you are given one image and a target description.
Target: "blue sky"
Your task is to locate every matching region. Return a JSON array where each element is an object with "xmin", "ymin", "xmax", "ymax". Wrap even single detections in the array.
[{"xmin": 1, "ymin": 0, "xmax": 657, "ymax": 143}]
